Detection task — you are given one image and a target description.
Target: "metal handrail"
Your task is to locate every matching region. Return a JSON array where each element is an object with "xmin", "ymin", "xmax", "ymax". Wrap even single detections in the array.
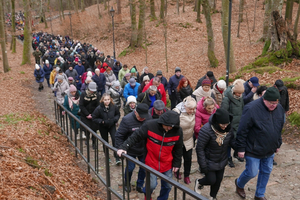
[{"xmin": 54, "ymin": 99, "xmax": 208, "ymax": 200}]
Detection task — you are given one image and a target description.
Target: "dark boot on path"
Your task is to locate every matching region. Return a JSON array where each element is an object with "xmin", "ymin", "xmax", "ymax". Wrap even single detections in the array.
[{"xmin": 228, "ymin": 157, "xmax": 235, "ymax": 168}]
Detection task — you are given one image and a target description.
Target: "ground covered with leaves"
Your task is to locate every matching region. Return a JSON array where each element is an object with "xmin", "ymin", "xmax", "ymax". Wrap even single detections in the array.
[{"xmin": 0, "ymin": 42, "xmax": 103, "ymax": 199}]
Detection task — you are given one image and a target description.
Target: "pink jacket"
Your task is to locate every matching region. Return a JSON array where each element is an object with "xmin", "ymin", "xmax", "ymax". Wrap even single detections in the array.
[{"xmin": 194, "ymin": 97, "xmax": 219, "ymax": 138}]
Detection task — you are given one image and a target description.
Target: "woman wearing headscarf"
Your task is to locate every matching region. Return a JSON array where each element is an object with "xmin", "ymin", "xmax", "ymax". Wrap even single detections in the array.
[{"xmin": 194, "ymin": 109, "xmax": 235, "ymax": 200}]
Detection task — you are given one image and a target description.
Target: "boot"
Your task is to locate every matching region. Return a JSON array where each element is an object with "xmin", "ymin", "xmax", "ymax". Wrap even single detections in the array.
[
  {"xmin": 184, "ymin": 177, "xmax": 191, "ymax": 184},
  {"xmin": 273, "ymin": 159, "xmax": 277, "ymax": 165},
  {"xmin": 228, "ymin": 157, "xmax": 235, "ymax": 168}
]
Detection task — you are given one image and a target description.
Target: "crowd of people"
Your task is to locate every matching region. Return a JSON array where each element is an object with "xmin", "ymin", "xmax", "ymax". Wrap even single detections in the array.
[
  {"xmin": 33, "ymin": 32, "xmax": 289, "ymax": 200},
  {"xmin": 5, "ymin": 11, "xmax": 25, "ymax": 30}
]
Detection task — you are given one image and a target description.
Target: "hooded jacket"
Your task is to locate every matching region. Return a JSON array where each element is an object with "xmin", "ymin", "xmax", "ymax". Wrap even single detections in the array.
[
  {"xmin": 107, "ymin": 81, "xmax": 122, "ymax": 109},
  {"xmin": 34, "ymin": 68, "xmax": 45, "ymax": 83},
  {"xmin": 53, "ymin": 80, "xmax": 69, "ymax": 104},
  {"xmin": 194, "ymin": 97, "xmax": 219, "ymax": 138},
  {"xmin": 142, "ymin": 79, "xmax": 167, "ymax": 105},
  {"xmin": 123, "ymin": 82, "xmax": 140, "ymax": 101},
  {"xmin": 104, "ymin": 70, "xmax": 117, "ymax": 92},
  {"xmin": 119, "ymin": 111, "xmax": 183, "ymax": 173}
]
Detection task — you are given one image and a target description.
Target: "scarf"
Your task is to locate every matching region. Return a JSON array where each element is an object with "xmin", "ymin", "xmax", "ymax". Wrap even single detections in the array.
[
  {"xmin": 86, "ymin": 89, "xmax": 96, "ymax": 98},
  {"xmin": 193, "ymin": 86, "xmax": 212, "ymax": 102},
  {"xmin": 216, "ymin": 85, "xmax": 223, "ymax": 94},
  {"xmin": 211, "ymin": 125, "xmax": 228, "ymax": 146},
  {"xmin": 68, "ymin": 95, "xmax": 80, "ymax": 110},
  {"xmin": 231, "ymin": 88, "xmax": 242, "ymax": 100}
]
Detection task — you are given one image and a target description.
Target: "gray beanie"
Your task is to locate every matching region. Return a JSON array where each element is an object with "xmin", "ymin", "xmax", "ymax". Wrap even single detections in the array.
[
  {"xmin": 175, "ymin": 67, "xmax": 181, "ymax": 73},
  {"xmin": 112, "ymin": 81, "xmax": 121, "ymax": 90},
  {"xmin": 57, "ymin": 75, "xmax": 64, "ymax": 80},
  {"xmin": 88, "ymin": 82, "xmax": 97, "ymax": 92}
]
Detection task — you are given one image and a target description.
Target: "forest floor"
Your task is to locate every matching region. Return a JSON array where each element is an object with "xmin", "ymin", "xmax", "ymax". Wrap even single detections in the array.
[{"xmin": 1, "ymin": 0, "xmax": 300, "ymax": 199}]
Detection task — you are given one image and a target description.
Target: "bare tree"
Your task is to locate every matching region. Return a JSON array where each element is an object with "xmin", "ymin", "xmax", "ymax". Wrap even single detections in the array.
[
  {"xmin": 130, "ymin": 0, "xmax": 137, "ymax": 47},
  {"xmin": 81, "ymin": 0, "xmax": 85, "ymax": 11},
  {"xmin": 262, "ymin": 0, "xmax": 271, "ymax": 41},
  {"xmin": 0, "ymin": 0, "xmax": 10, "ymax": 72},
  {"xmin": 74, "ymin": 0, "xmax": 79, "ymax": 13},
  {"xmin": 11, "ymin": 0, "xmax": 16, "ymax": 53},
  {"xmin": 285, "ymin": 0, "xmax": 293, "ymax": 22},
  {"xmin": 183, "ymin": 0, "xmax": 185, "ymax": 12},
  {"xmin": 150, "ymin": 0, "xmax": 156, "ymax": 20},
  {"xmin": 97, "ymin": 0, "xmax": 101, "ymax": 18},
  {"xmin": 293, "ymin": 0, "xmax": 300, "ymax": 40},
  {"xmin": 22, "ymin": 0, "xmax": 31, "ymax": 65},
  {"xmin": 160, "ymin": 0, "xmax": 164, "ymax": 20},
  {"xmin": 196, "ymin": 0, "xmax": 201, "ymax": 23},
  {"xmin": 252, "ymin": 0, "xmax": 258, "ymax": 31},
  {"xmin": 137, "ymin": 0, "xmax": 145, "ymax": 47},
  {"xmin": 60, "ymin": 0, "xmax": 64, "ymax": 19},
  {"xmin": 176, "ymin": 0, "xmax": 179, "ymax": 15},
  {"xmin": 238, "ymin": 0, "xmax": 244, "ymax": 22},
  {"xmin": 117, "ymin": 0, "xmax": 121, "ymax": 14}
]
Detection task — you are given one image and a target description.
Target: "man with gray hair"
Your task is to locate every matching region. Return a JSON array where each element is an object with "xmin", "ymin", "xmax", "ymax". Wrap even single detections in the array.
[
  {"xmin": 137, "ymin": 85, "xmax": 162, "ymax": 109},
  {"xmin": 142, "ymin": 76, "xmax": 167, "ymax": 105},
  {"xmin": 139, "ymin": 66, "xmax": 154, "ymax": 83}
]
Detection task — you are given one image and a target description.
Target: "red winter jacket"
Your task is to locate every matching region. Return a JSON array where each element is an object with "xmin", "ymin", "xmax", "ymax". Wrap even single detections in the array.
[
  {"xmin": 194, "ymin": 97, "xmax": 219, "ymax": 138},
  {"xmin": 100, "ymin": 63, "xmax": 109, "ymax": 73},
  {"xmin": 142, "ymin": 79, "xmax": 167, "ymax": 105}
]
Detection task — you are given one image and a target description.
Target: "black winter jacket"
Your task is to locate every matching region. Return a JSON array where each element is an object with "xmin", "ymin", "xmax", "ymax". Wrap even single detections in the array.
[
  {"xmin": 137, "ymin": 91, "xmax": 162, "ymax": 108},
  {"xmin": 235, "ymin": 98, "xmax": 285, "ymax": 159},
  {"xmin": 92, "ymin": 102, "xmax": 120, "ymax": 128},
  {"xmin": 196, "ymin": 115, "xmax": 235, "ymax": 172},
  {"xmin": 243, "ymin": 80, "xmax": 254, "ymax": 105},
  {"xmin": 176, "ymin": 85, "xmax": 193, "ymax": 103},
  {"xmin": 119, "ymin": 111, "xmax": 183, "ymax": 173},
  {"xmin": 115, "ymin": 112, "xmax": 148, "ymax": 156},
  {"xmin": 279, "ymin": 86, "xmax": 289, "ymax": 112},
  {"xmin": 195, "ymin": 75, "xmax": 217, "ymax": 90},
  {"xmin": 79, "ymin": 91, "xmax": 100, "ymax": 118}
]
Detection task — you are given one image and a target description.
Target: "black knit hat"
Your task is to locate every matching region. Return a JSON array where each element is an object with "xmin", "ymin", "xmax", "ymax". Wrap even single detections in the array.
[
  {"xmin": 275, "ymin": 79, "xmax": 284, "ymax": 91},
  {"xmin": 263, "ymin": 87, "xmax": 280, "ymax": 101},
  {"xmin": 213, "ymin": 109, "xmax": 231, "ymax": 124}
]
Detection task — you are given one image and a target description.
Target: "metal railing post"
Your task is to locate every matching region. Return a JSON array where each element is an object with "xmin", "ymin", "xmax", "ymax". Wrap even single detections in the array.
[
  {"xmin": 145, "ymin": 171, "xmax": 151, "ymax": 200},
  {"xmin": 87, "ymin": 128, "xmax": 90, "ymax": 174},
  {"xmin": 105, "ymin": 146, "xmax": 111, "ymax": 200}
]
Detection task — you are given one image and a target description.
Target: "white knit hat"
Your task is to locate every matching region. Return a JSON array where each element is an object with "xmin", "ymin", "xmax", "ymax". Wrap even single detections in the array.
[
  {"xmin": 217, "ymin": 80, "xmax": 226, "ymax": 89},
  {"xmin": 87, "ymin": 71, "xmax": 93, "ymax": 77},
  {"xmin": 35, "ymin": 64, "xmax": 40, "ymax": 70},
  {"xmin": 126, "ymin": 96, "xmax": 137, "ymax": 105},
  {"xmin": 45, "ymin": 60, "xmax": 49, "ymax": 64}
]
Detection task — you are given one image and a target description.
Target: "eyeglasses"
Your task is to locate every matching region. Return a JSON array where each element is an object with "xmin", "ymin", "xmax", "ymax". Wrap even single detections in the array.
[
  {"xmin": 219, "ymin": 122, "xmax": 230, "ymax": 128},
  {"xmin": 265, "ymin": 100, "xmax": 279, "ymax": 105}
]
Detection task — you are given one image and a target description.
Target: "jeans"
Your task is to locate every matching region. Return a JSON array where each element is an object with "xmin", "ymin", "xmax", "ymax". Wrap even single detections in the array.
[
  {"xmin": 124, "ymin": 155, "xmax": 145, "ymax": 188},
  {"xmin": 237, "ymin": 154, "xmax": 274, "ymax": 197},
  {"xmin": 198, "ymin": 168, "xmax": 225, "ymax": 198},
  {"xmin": 46, "ymin": 78, "xmax": 50, "ymax": 87},
  {"xmin": 143, "ymin": 169, "xmax": 172, "ymax": 200}
]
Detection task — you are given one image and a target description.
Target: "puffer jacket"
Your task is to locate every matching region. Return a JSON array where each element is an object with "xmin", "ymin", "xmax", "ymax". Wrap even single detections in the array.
[
  {"xmin": 176, "ymin": 85, "xmax": 193, "ymax": 103},
  {"xmin": 92, "ymin": 73, "xmax": 106, "ymax": 92},
  {"xmin": 137, "ymin": 91, "xmax": 162, "ymax": 108},
  {"xmin": 212, "ymin": 83, "xmax": 225, "ymax": 107},
  {"xmin": 142, "ymin": 79, "xmax": 167, "ymax": 105},
  {"xmin": 49, "ymin": 70, "xmax": 57, "ymax": 85},
  {"xmin": 53, "ymin": 80, "xmax": 69, "ymax": 104},
  {"xmin": 119, "ymin": 111, "xmax": 183, "ymax": 173},
  {"xmin": 34, "ymin": 68, "xmax": 45, "ymax": 83},
  {"xmin": 43, "ymin": 64, "xmax": 53, "ymax": 79},
  {"xmin": 92, "ymin": 102, "xmax": 120, "ymax": 128},
  {"xmin": 173, "ymin": 102, "xmax": 195, "ymax": 151},
  {"xmin": 194, "ymin": 97, "xmax": 219, "ymax": 138},
  {"xmin": 123, "ymin": 82, "xmax": 140, "ymax": 100},
  {"xmin": 107, "ymin": 82, "xmax": 122, "ymax": 109},
  {"xmin": 196, "ymin": 114, "xmax": 235, "ymax": 172},
  {"xmin": 221, "ymin": 86, "xmax": 244, "ymax": 136},
  {"xmin": 104, "ymin": 70, "xmax": 117, "ymax": 92},
  {"xmin": 118, "ymin": 68, "xmax": 130, "ymax": 81}
]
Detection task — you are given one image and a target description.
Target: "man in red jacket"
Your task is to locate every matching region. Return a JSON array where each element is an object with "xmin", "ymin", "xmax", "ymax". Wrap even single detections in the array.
[{"xmin": 142, "ymin": 77, "xmax": 167, "ymax": 105}]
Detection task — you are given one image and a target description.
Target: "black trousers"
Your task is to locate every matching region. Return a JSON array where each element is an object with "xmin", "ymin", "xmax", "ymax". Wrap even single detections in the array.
[
  {"xmin": 170, "ymin": 92, "xmax": 177, "ymax": 110},
  {"xmin": 198, "ymin": 168, "xmax": 225, "ymax": 198},
  {"xmin": 99, "ymin": 125, "xmax": 117, "ymax": 158},
  {"xmin": 177, "ymin": 146, "xmax": 193, "ymax": 177}
]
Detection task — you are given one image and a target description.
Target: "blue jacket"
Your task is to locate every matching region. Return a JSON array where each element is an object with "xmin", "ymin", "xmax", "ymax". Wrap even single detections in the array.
[
  {"xmin": 123, "ymin": 82, "xmax": 140, "ymax": 100},
  {"xmin": 243, "ymin": 80, "xmax": 254, "ymax": 105},
  {"xmin": 235, "ymin": 98, "xmax": 285, "ymax": 159},
  {"xmin": 74, "ymin": 64, "xmax": 85, "ymax": 77},
  {"xmin": 168, "ymin": 74, "xmax": 184, "ymax": 95},
  {"xmin": 34, "ymin": 68, "xmax": 45, "ymax": 83},
  {"xmin": 43, "ymin": 64, "xmax": 53, "ymax": 79},
  {"xmin": 92, "ymin": 73, "xmax": 106, "ymax": 92},
  {"xmin": 75, "ymin": 76, "xmax": 82, "ymax": 91},
  {"xmin": 159, "ymin": 76, "xmax": 169, "ymax": 91}
]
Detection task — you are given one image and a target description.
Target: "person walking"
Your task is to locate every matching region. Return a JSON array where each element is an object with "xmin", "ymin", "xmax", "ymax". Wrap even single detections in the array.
[
  {"xmin": 138, "ymin": 75, "xmax": 150, "ymax": 95},
  {"xmin": 139, "ymin": 66, "xmax": 154, "ymax": 83},
  {"xmin": 123, "ymin": 78, "xmax": 140, "ymax": 102},
  {"xmin": 193, "ymin": 79, "xmax": 214, "ymax": 103},
  {"xmin": 194, "ymin": 108, "xmax": 235, "ymax": 200},
  {"xmin": 155, "ymin": 70, "xmax": 168, "ymax": 92},
  {"xmin": 235, "ymin": 87, "xmax": 285, "ymax": 200},
  {"xmin": 168, "ymin": 67, "xmax": 184, "ymax": 109},
  {"xmin": 142, "ymin": 77, "xmax": 167, "ymax": 105},
  {"xmin": 52, "ymin": 75, "xmax": 69, "ymax": 105},
  {"xmin": 43, "ymin": 60, "xmax": 53, "ymax": 88},
  {"xmin": 195, "ymin": 71, "xmax": 217, "ymax": 90},
  {"xmin": 212, "ymin": 80, "xmax": 226, "ymax": 107},
  {"xmin": 124, "ymin": 96, "xmax": 137, "ymax": 116},
  {"xmin": 92, "ymin": 93, "xmax": 120, "ymax": 161},
  {"xmin": 176, "ymin": 77, "xmax": 193, "ymax": 103},
  {"xmin": 34, "ymin": 64, "xmax": 45, "ymax": 92},
  {"xmin": 173, "ymin": 96, "xmax": 197, "ymax": 185},
  {"xmin": 137, "ymin": 86, "xmax": 162, "ymax": 109},
  {"xmin": 243, "ymin": 76, "xmax": 260, "ymax": 105},
  {"xmin": 92, "ymin": 68, "xmax": 106, "ymax": 97},
  {"xmin": 115, "ymin": 103, "xmax": 151, "ymax": 193},
  {"xmin": 117, "ymin": 111, "xmax": 183, "ymax": 200},
  {"xmin": 104, "ymin": 67, "xmax": 117, "ymax": 92},
  {"xmin": 118, "ymin": 64, "xmax": 130, "ymax": 81},
  {"xmin": 148, "ymin": 100, "xmax": 167, "ymax": 119},
  {"xmin": 107, "ymin": 81, "xmax": 122, "ymax": 110}
]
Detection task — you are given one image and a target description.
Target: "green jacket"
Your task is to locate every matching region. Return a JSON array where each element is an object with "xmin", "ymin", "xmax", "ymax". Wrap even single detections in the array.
[
  {"xmin": 118, "ymin": 68, "xmax": 130, "ymax": 81},
  {"xmin": 221, "ymin": 86, "xmax": 244, "ymax": 136},
  {"xmin": 32, "ymin": 50, "xmax": 42, "ymax": 59}
]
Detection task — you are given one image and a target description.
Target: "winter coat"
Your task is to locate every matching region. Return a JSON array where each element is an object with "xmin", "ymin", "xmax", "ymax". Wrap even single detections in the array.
[
  {"xmin": 48, "ymin": 51, "xmax": 57, "ymax": 65},
  {"xmin": 176, "ymin": 85, "xmax": 193, "ymax": 103},
  {"xmin": 79, "ymin": 91, "xmax": 100, "ymax": 131},
  {"xmin": 32, "ymin": 50, "xmax": 42, "ymax": 60},
  {"xmin": 100, "ymin": 63, "xmax": 109, "ymax": 73},
  {"xmin": 173, "ymin": 102, "xmax": 195, "ymax": 151},
  {"xmin": 107, "ymin": 86, "xmax": 122, "ymax": 109},
  {"xmin": 74, "ymin": 64, "xmax": 85, "ymax": 77},
  {"xmin": 196, "ymin": 114, "xmax": 235, "ymax": 172},
  {"xmin": 140, "ymin": 73, "xmax": 154, "ymax": 83},
  {"xmin": 221, "ymin": 86, "xmax": 244, "ymax": 136},
  {"xmin": 278, "ymin": 86, "xmax": 289, "ymax": 112},
  {"xmin": 34, "ymin": 68, "xmax": 45, "ymax": 83},
  {"xmin": 104, "ymin": 71, "xmax": 117, "ymax": 92},
  {"xmin": 65, "ymin": 69, "xmax": 78, "ymax": 80},
  {"xmin": 53, "ymin": 80, "xmax": 69, "ymax": 104},
  {"xmin": 236, "ymin": 98, "xmax": 285, "ymax": 159},
  {"xmin": 123, "ymin": 82, "xmax": 140, "ymax": 101},
  {"xmin": 118, "ymin": 68, "xmax": 130, "ymax": 81},
  {"xmin": 92, "ymin": 73, "xmax": 106, "ymax": 92},
  {"xmin": 243, "ymin": 80, "xmax": 254, "ymax": 105},
  {"xmin": 55, "ymin": 73, "xmax": 68, "ymax": 83},
  {"xmin": 148, "ymin": 107, "xmax": 167, "ymax": 119},
  {"xmin": 159, "ymin": 76, "xmax": 169, "ymax": 91},
  {"xmin": 124, "ymin": 104, "xmax": 135, "ymax": 116},
  {"xmin": 75, "ymin": 76, "xmax": 82, "ymax": 91},
  {"xmin": 119, "ymin": 111, "xmax": 183, "ymax": 173},
  {"xmin": 112, "ymin": 63, "xmax": 122, "ymax": 79},
  {"xmin": 80, "ymin": 83, "xmax": 89, "ymax": 93},
  {"xmin": 142, "ymin": 79, "xmax": 167, "ymax": 105},
  {"xmin": 81, "ymin": 71, "xmax": 95, "ymax": 84},
  {"xmin": 49, "ymin": 70, "xmax": 57, "ymax": 85},
  {"xmin": 195, "ymin": 75, "xmax": 217, "ymax": 90},
  {"xmin": 212, "ymin": 83, "xmax": 225, "ymax": 107},
  {"xmin": 193, "ymin": 86, "xmax": 215, "ymax": 103},
  {"xmin": 63, "ymin": 91, "xmax": 81, "ymax": 129},
  {"xmin": 92, "ymin": 102, "xmax": 120, "ymax": 129},
  {"xmin": 194, "ymin": 97, "xmax": 219, "ymax": 138},
  {"xmin": 115, "ymin": 112, "xmax": 148, "ymax": 157},
  {"xmin": 137, "ymin": 91, "xmax": 162, "ymax": 108},
  {"xmin": 62, "ymin": 61, "xmax": 73, "ymax": 72},
  {"xmin": 168, "ymin": 74, "xmax": 184, "ymax": 95},
  {"xmin": 120, "ymin": 77, "xmax": 129, "ymax": 89},
  {"xmin": 104, "ymin": 58, "xmax": 114, "ymax": 68},
  {"xmin": 43, "ymin": 64, "xmax": 53, "ymax": 79}
]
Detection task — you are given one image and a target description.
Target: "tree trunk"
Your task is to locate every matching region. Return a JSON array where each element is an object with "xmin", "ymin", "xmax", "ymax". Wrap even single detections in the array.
[
  {"xmin": 57, "ymin": 0, "xmax": 62, "ymax": 21},
  {"xmin": 165, "ymin": 0, "xmax": 167, "ymax": 17},
  {"xmin": 285, "ymin": 0, "xmax": 294, "ymax": 23},
  {"xmin": 221, "ymin": 0, "xmax": 236, "ymax": 72},
  {"xmin": 278, "ymin": 0, "xmax": 284, "ymax": 16},
  {"xmin": 208, "ymin": 0, "xmax": 214, "ymax": 9},
  {"xmin": 0, "ymin": 0, "xmax": 10, "ymax": 72},
  {"xmin": 160, "ymin": 0, "xmax": 164, "ymax": 20},
  {"xmin": 22, "ymin": 0, "xmax": 31, "ymax": 65},
  {"xmin": 183, "ymin": 0, "xmax": 185, "ymax": 12},
  {"xmin": 130, "ymin": 0, "xmax": 137, "ymax": 47},
  {"xmin": 253, "ymin": 0, "xmax": 258, "ymax": 31},
  {"xmin": 2, "ymin": 0, "xmax": 7, "ymax": 43},
  {"xmin": 176, "ymin": 0, "xmax": 179, "ymax": 15},
  {"xmin": 81, "ymin": 0, "xmax": 85, "ymax": 11},
  {"xmin": 137, "ymin": 0, "xmax": 145, "ymax": 47},
  {"xmin": 270, "ymin": 11, "xmax": 287, "ymax": 51},
  {"xmin": 238, "ymin": 0, "xmax": 244, "ymax": 23},
  {"xmin": 11, "ymin": 0, "xmax": 16, "ymax": 53},
  {"xmin": 163, "ymin": 19, "xmax": 168, "ymax": 72},
  {"xmin": 262, "ymin": 0, "xmax": 271, "ymax": 41},
  {"xmin": 74, "ymin": 0, "xmax": 78, "ymax": 13},
  {"xmin": 117, "ymin": 0, "xmax": 121, "ymax": 14},
  {"xmin": 150, "ymin": 0, "xmax": 156, "ymax": 20},
  {"xmin": 202, "ymin": 0, "xmax": 218, "ymax": 67},
  {"xmin": 60, "ymin": 0, "xmax": 64, "ymax": 19},
  {"xmin": 97, "ymin": 0, "xmax": 101, "ymax": 18},
  {"xmin": 293, "ymin": 0, "xmax": 300, "ymax": 40},
  {"xmin": 196, "ymin": 0, "xmax": 201, "ymax": 23}
]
